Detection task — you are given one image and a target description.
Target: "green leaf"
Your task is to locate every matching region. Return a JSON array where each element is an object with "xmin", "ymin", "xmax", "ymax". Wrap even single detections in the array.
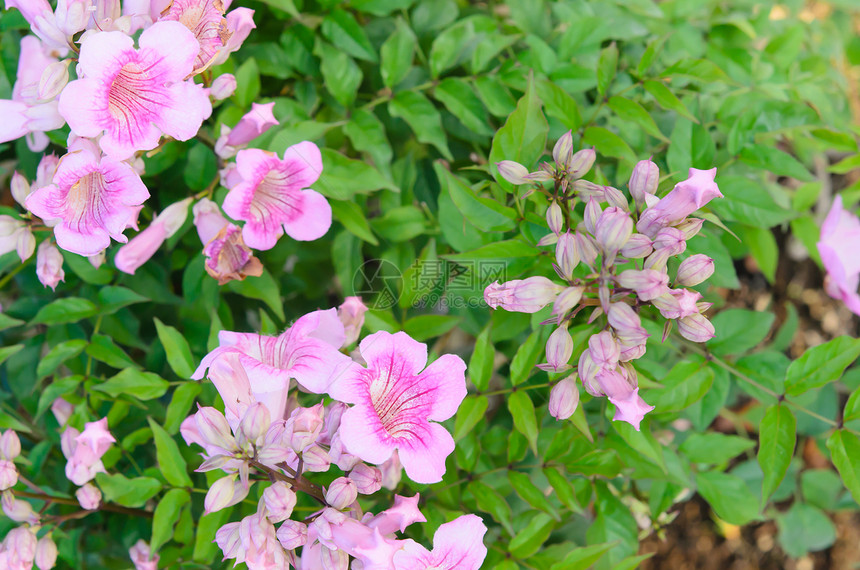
[
  {"xmin": 31, "ymin": 297, "xmax": 97, "ymax": 325},
  {"xmin": 636, "ymin": 36, "xmax": 667, "ymax": 77},
  {"xmin": 549, "ymin": 543, "xmax": 612, "ymax": 570},
  {"xmin": 36, "ymin": 375, "xmax": 83, "ymax": 419},
  {"xmin": 94, "ymin": 368, "xmax": 169, "ymax": 401},
  {"xmin": 844, "ymin": 386, "xmax": 860, "ymax": 422},
  {"xmin": 508, "ymin": 391, "xmax": 539, "ymax": 455},
  {"xmin": 86, "ymin": 334, "xmax": 136, "ymax": 369},
  {"xmin": 342, "ymin": 109, "xmax": 392, "ymax": 176},
  {"xmin": 320, "ymin": 9, "xmax": 377, "ymax": 62},
  {"xmin": 810, "ymin": 128, "xmax": 857, "ymax": 153},
  {"xmin": 785, "ymin": 336, "xmax": 860, "ymax": 396},
  {"xmin": 488, "ymin": 73, "xmax": 549, "ymax": 181},
  {"xmin": 148, "ymin": 418, "xmax": 193, "ymax": 487},
  {"xmin": 509, "ymin": 512, "xmax": 554, "ymax": 559},
  {"xmin": 96, "ymin": 472, "xmax": 162, "ymax": 508},
  {"xmin": 596, "ymin": 42, "xmax": 618, "ymax": 96},
  {"xmin": 643, "ymin": 80, "xmax": 698, "ymax": 122},
  {"xmin": 707, "ymin": 308, "xmax": 774, "ymax": 356},
  {"xmin": 468, "ymin": 480, "xmax": 513, "ymax": 535},
  {"xmin": 509, "ymin": 330, "xmax": 545, "ymax": 386},
  {"xmin": 165, "ymin": 382, "xmax": 202, "ymax": 435},
  {"xmin": 268, "ymin": 121, "xmax": 338, "ymax": 154},
  {"xmin": 739, "ymin": 225, "xmax": 779, "ymax": 283},
  {"xmin": 151, "ymin": 489, "xmax": 190, "ymax": 553},
  {"xmin": 0, "ymin": 313, "xmax": 24, "ymax": 332},
  {"xmin": 646, "ymin": 360, "xmax": 714, "ymax": 412},
  {"xmin": 0, "ymin": 344, "xmax": 24, "ymax": 367},
  {"xmin": 225, "ymin": 268, "xmax": 285, "ymax": 322},
  {"xmin": 36, "ymin": 339, "xmax": 87, "ymax": 379},
  {"xmin": 607, "ymin": 96, "xmax": 668, "ymax": 141},
  {"xmin": 403, "ymin": 314, "xmax": 461, "ymax": 341},
  {"xmin": 315, "ymin": 40, "xmax": 363, "ymax": 108},
  {"xmin": 543, "ymin": 467, "xmax": 581, "ymax": 513},
  {"xmin": 536, "ymin": 79, "xmax": 582, "ymax": 130},
  {"xmin": 433, "ymin": 78, "xmax": 493, "ymax": 136},
  {"xmin": 468, "ymin": 326, "xmax": 494, "ymax": 391},
  {"xmin": 389, "ymin": 91, "xmax": 452, "ymax": 160},
  {"xmin": 453, "ymin": 395, "xmax": 489, "ymax": 441},
  {"xmin": 434, "ymin": 164, "xmax": 515, "ymax": 232},
  {"xmin": 508, "ymin": 471, "xmax": 558, "ymax": 520},
  {"xmin": 97, "ymin": 286, "xmax": 149, "ymax": 315},
  {"xmin": 695, "ymin": 471, "xmax": 761, "ymax": 525},
  {"xmin": 331, "ymin": 200, "xmax": 379, "ymax": 245},
  {"xmin": 826, "ymin": 430, "xmax": 860, "ymax": 505},
  {"xmin": 315, "ymin": 149, "xmax": 398, "ymax": 200},
  {"xmin": 183, "ymin": 143, "xmax": 218, "ymax": 191},
  {"xmin": 680, "ymin": 433, "xmax": 756, "ymax": 464},
  {"xmin": 661, "ymin": 58, "xmax": 730, "ymax": 84},
  {"xmin": 380, "ymin": 17, "xmax": 415, "ymax": 88},
  {"xmin": 154, "ymin": 318, "xmax": 196, "ymax": 380},
  {"xmin": 442, "ymin": 239, "xmax": 540, "ymax": 262},
  {"xmin": 370, "ymin": 205, "xmax": 425, "ymax": 242},
  {"xmin": 612, "ymin": 420, "xmax": 667, "ymax": 473},
  {"xmin": 776, "ymin": 502, "xmax": 836, "ymax": 558},
  {"xmin": 582, "ymin": 127, "xmax": 636, "ymax": 163},
  {"xmin": 708, "ymin": 175, "xmax": 795, "ymax": 228},
  {"xmin": 758, "ymin": 404, "xmax": 797, "ymax": 505},
  {"xmin": 233, "ymin": 58, "xmax": 260, "ymax": 108},
  {"xmin": 739, "ymin": 145, "xmax": 813, "ymax": 181}
]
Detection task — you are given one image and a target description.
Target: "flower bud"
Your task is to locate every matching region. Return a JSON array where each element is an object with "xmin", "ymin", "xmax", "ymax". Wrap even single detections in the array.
[
  {"xmin": 552, "ymin": 285, "xmax": 584, "ymax": 318},
  {"xmin": 35, "ymin": 534, "xmax": 57, "ymax": 570},
  {"xmin": 677, "ymin": 254, "xmax": 715, "ymax": 287},
  {"xmin": 524, "ymin": 167, "xmax": 553, "ymax": 182},
  {"xmin": 51, "ymin": 397, "xmax": 73, "ymax": 426},
  {"xmin": 537, "ymin": 232, "xmax": 558, "ymax": 247},
  {"xmin": 263, "ymin": 481, "xmax": 297, "ymax": 522},
  {"xmin": 287, "ymin": 404, "xmax": 325, "ymax": 452},
  {"xmin": 653, "ymin": 227, "xmax": 686, "ymax": 255},
  {"xmin": 496, "ymin": 160, "xmax": 530, "ymax": 185},
  {"xmin": 546, "ymin": 202, "xmax": 563, "ymax": 235},
  {"xmin": 11, "ymin": 172, "xmax": 31, "ymax": 207},
  {"xmin": 643, "ymin": 247, "xmax": 672, "ymax": 272},
  {"xmin": 676, "ymin": 217, "xmax": 705, "ymax": 239},
  {"xmin": 629, "ymin": 159, "xmax": 659, "ymax": 206},
  {"xmin": 552, "ymin": 131, "xmax": 574, "ymax": 170},
  {"xmin": 129, "ymin": 539, "xmax": 159, "ymax": 570},
  {"xmin": 337, "ymin": 296, "xmax": 367, "ymax": 347},
  {"xmin": 577, "ymin": 349, "xmax": 601, "ymax": 396},
  {"xmin": 55, "ymin": 0, "xmax": 91, "ymax": 35},
  {"xmin": 2, "ymin": 491, "xmax": 39, "ymax": 524},
  {"xmin": 225, "ymin": 102, "xmax": 279, "ymax": 148},
  {"xmin": 594, "ymin": 207, "xmax": 633, "ymax": 260},
  {"xmin": 349, "ymin": 463, "xmax": 383, "ymax": 495},
  {"xmin": 301, "ymin": 444, "xmax": 331, "ymax": 472},
  {"xmin": 203, "ymin": 223, "xmax": 264, "ymax": 285},
  {"xmin": 380, "ymin": 451, "xmax": 402, "ymax": 490},
  {"xmin": 38, "ymin": 60, "xmax": 70, "ymax": 101},
  {"xmin": 238, "ymin": 402, "xmax": 271, "ymax": 447},
  {"xmin": 205, "ymin": 475, "xmax": 249, "ymax": 514},
  {"xmin": 588, "ymin": 331, "xmax": 621, "ymax": 369},
  {"xmin": 36, "ymin": 240, "xmax": 65, "ymax": 291},
  {"xmin": 0, "ymin": 430, "xmax": 21, "ymax": 460},
  {"xmin": 484, "ymin": 276, "xmax": 562, "ymax": 313},
  {"xmin": 569, "ymin": 148, "xmax": 596, "ymax": 179},
  {"xmin": 210, "ymin": 73, "xmax": 238, "ymax": 100},
  {"xmin": 321, "ymin": 545, "xmax": 349, "ymax": 570},
  {"xmin": 620, "ymin": 233, "xmax": 653, "ymax": 258},
  {"xmin": 5, "ymin": 526, "xmax": 37, "ymax": 563},
  {"xmin": 76, "ymin": 483, "xmax": 101, "ymax": 510},
  {"xmin": 277, "ymin": 520, "xmax": 308, "ymax": 550},
  {"xmin": 607, "ymin": 303, "xmax": 649, "ymax": 345},
  {"xmin": 541, "ymin": 326, "xmax": 573, "ymax": 373},
  {"xmin": 215, "ymin": 522, "xmax": 242, "ymax": 559},
  {"xmin": 573, "ymin": 179, "xmax": 604, "ymax": 200},
  {"xmin": 326, "ymin": 477, "xmax": 358, "ymax": 510},
  {"xmin": 0, "ymin": 460, "xmax": 17, "ymax": 491},
  {"xmin": 548, "ymin": 375, "xmax": 579, "ymax": 420},
  {"xmin": 575, "ymin": 231, "xmax": 598, "ymax": 266},
  {"xmin": 617, "ymin": 269, "xmax": 669, "ymax": 301},
  {"xmin": 555, "ymin": 232, "xmax": 579, "ymax": 280},
  {"xmin": 194, "ymin": 406, "xmax": 238, "ymax": 453},
  {"xmin": 678, "ymin": 313, "xmax": 715, "ymax": 343},
  {"xmin": 192, "ymin": 198, "xmax": 228, "ymax": 245},
  {"xmin": 603, "ymin": 185, "xmax": 629, "ymax": 210},
  {"xmin": 583, "ymin": 198, "xmax": 602, "ymax": 235}
]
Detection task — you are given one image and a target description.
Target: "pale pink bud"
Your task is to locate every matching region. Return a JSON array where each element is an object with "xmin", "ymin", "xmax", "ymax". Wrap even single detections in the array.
[
  {"xmin": 379, "ymin": 451, "xmax": 402, "ymax": 490},
  {"xmin": 552, "ymin": 131, "xmax": 574, "ymax": 170},
  {"xmin": 524, "ymin": 168, "xmax": 553, "ymax": 182},
  {"xmin": 329, "ymin": 433, "xmax": 361, "ymax": 471},
  {"xmin": 115, "ymin": 223, "xmax": 167, "ymax": 275},
  {"xmin": 0, "ymin": 430, "xmax": 21, "ymax": 460},
  {"xmin": 484, "ymin": 276, "xmax": 562, "ymax": 313},
  {"xmin": 629, "ymin": 159, "xmax": 659, "ymax": 206},
  {"xmin": 238, "ymin": 402, "xmax": 271, "ymax": 447},
  {"xmin": 325, "ymin": 477, "xmax": 358, "ymax": 510},
  {"xmin": 210, "ymin": 74, "xmax": 237, "ymax": 101},
  {"xmin": 583, "ymin": 198, "xmax": 602, "ymax": 235},
  {"xmin": 349, "ymin": 464, "xmax": 382, "ymax": 495},
  {"xmin": 677, "ymin": 254, "xmax": 714, "ymax": 287},
  {"xmin": 337, "ymin": 296, "xmax": 367, "ymax": 347},
  {"xmin": 215, "ymin": 522, "xmax": 242, "ymax": 560},
  {"xmin": 192, "ymin": 198, "xmax": 228, "ymax": 245},
  {"xmin": 577, "ymin": 349, "xmax": 601, "ymax": 396},
  {"xmin": 496, "ymin": 160, "xmax": 530, "ymax": 185},
  {"xmin": 276, "ymin": 520, "xmax": 307, "ymax": 550},
  {"xmin": 542, "ymin": 327, "xmax": 573, "ymax": 372},
  {"xmin": 77, "ymin": 418, "xmax": 115, "ymax": 458},
  {"xmin": 2, "ymin": 491, "xmax": 39, "ymax": 523},
  {"xmin": 573, "ymin": 179, "xmax": 604, "ymax": 200},
  {"xmin": 0, "ymin": 216, "xmax": 35, "ymax": 262},
  {"xmin": 537, "ymin": 232, "xmax": 558, "ymax": 247},
  {"xmin": 301, "ymin": 445, "xmax": 331, "ymax": 472},
  {"xmin": 555, "ymin": 231, "xmax": 579, "ymax": 279},
  {"xmin": 129, "ymin": 539, "xmax": 159, "ymax": 570},
  {"xmin": 194, "ymin": 407, "xmax": 238, "ymax": 453},
  {"xmin": 76, "ymin": 483, "xmax": 101, "ymax": 510},
  {"xmin": 653, "ymin": 227, "xmax": 686, "ymax": 255},
  {"xmin": 676, "ymin": 217, "xmax": 704, "ymax": 239},
  {"xmin": 35, "ymin": 534, "xmax": 57, "ymax": 570},
  {"xmin": 546, "ymin": 202, "xmax": 563, "ymax": 235},
  {"xmin": 35, "ymin": 154, "xmax": 59, "ymax": 189},
  {"xmin": 588, "ymin": 331, "xmax": 620, "ymax": 369},
  {"xmin": 55, "ymin": 0, "xmax": 91, "ymax": 35},
  {"xmin": 37, "ymin": 60, "xmax": 70, "ymax": 102},
  {"xmin": 321, "ymin": 546, "xmax": 349, "ymax": 570},
  {"xmin": 36, "ymin": 240, "xmax": 65, "ymax": 290},
  {"xmin": 594, "ymin": 207, "xmax": 633, "ymax": 259},
  {"xmin": 678, "ymin": 313, "xmax": 715, "ymax": 343},
  {"xmin": 617, "ymin": 269, "xmax": 669, "ymax": 301},
  {"xmin": 548, "ymin": 375, "xmax": 579, "ymax": 420},
  {"xmin": 620, "ymin": 233, "xmax": 653, "ymax": 258},
  {"xmin": 205, "ymin": 475, "xmax": 249, "ymax": 514},
  {"xmin": 568, "ymin": 148, "xmax": 596, "ymax": 179},
  {"xmin": 0, "ymin": 460, "xmax": 17, "ymax": 491},
  {"xmin": 5, "ymin": 525, "xmax": 37, "ymax": 562},
  {"xmin": 643, "ymin": 248, "xmax": 672, "ymax": 272},
  {"xmin": 263, "ymin": 481, "xmax": 297, "ymax": 523},
  {"xmin": 225, "ymin": 102, "xmax": 279, "ymax": 147},
  {"xmin": 287, "ymin": 404, "xmax": 325, "ymax": 452},
  {"xmin": 552, "ymin": 285, "xmax": 584, "ymax": 318},
  {"xmin": 96, "ymin": 0, "xmax": 121, "ymax": 22},
  {"xmin": 607, "ymin": 303, "xmax": 649, "ymax": 344},
  {"xmin": 10, "ymin": 172, "xmax": 30, "ymax": 207},
  {"xmin": 619, "ymin": 339, "xmax": 647, "ymax": 362},
  {"xmin": 604, "ymin": 185, "xmax": 628, "ymax": 210},
  {"xmin": 575, "ymin": 231, "xmax": 598, "ymax": 266},
  {"xmin": 89, "ymin": 250, "xmax": 106, "ymax": 268},
  {"xmin": 51, "ymin": 397, "xmax": 73, "ymax": 426}
]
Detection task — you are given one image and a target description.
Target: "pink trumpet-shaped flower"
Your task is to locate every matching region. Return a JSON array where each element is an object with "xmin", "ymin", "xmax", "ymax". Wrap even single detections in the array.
[
  {"xmin": 220, "ymin": 102, "xmax": 279, "ymax": 152},
  {"xmin": 637, "ymin": 168, "xmax": 722, "ymax": 238},
  {"xmin": 63, "ymin": 418, "xmax": 115, "ymax": 485},
  {"xmin": 26, "ymin": 144, "xmax": 149, "ymax": 256},
  {"xmin": 193, "ymin": 309, "xmax": 353, "ymax": 397},
  {"xmin": 115, "ymin": 197, "xmax": 191, "ymax": 274},
  {"xmin": 817, "ymin": 196, "xmax": 860, "ymax": 315},
  {"xmin": 223, "ymin": 143, "xmax": 330, "ymax": 250},
  {"xmin": 393, "ymin": 514, "xmax": 488, "ymax": 570},
  {"xmin": 58, "ymin": 21, "xmax": 212, "ymax": 161},
  {"xmin": 158, "ymin": 0, "xmax": 229, "ymax": 71},
  {"xmin": 328, "ymin": 331, "xmax": 467, "ymax": 484}
]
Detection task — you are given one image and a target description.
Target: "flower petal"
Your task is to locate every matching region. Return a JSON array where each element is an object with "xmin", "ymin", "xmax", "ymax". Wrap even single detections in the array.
[{"xmin": 397, "ymin": 422, "xmax": 454, "ymax": 484}]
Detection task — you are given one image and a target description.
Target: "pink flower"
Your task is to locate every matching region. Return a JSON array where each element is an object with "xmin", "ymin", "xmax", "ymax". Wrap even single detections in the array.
[
  {"xmin": 129, "ymin": 539, "xmax": 159, "ymax": 570},
  {"xmin": 637, "ymin": 168, "xmax": 722, "ymax": 238},
  {"xmin": 63, "ymin": 418, "xmax": 115, "ymax": 485},
  {"xmin": 4, "ymin": 1, "xmax": 68, "ymax": 53},
  {"xmin": 58, "ymin": 22, "xmax": 212, "ymax": 160},
  {"xmin": 212, "ymin": 7, "xmax": 256, "ymax": 66},
  {"xmin": 76, "ymin": 483, "xmax": 101, "ymax": 510},
  {"xmin": 193, "ymin": 309, "xmax": 352, "ymax": 397},
  {"xmin": 222, "ymin": 143, "xmax": 330, "ymax": 250},
  {"xmin": 203, "ymin": 224, "xmax": 264, "ymax": 285},
  {"xmin": 25, "ymin": 144, "xmax": 149, "ymax": 256},
  {"xmin": 158, "ymin": 0, "xmax": 229, "ymax": 71},
  {"xmin": 484, "ymin": 276, "xmax": 563, "ymax": 313},
  {"xmin": 393, "ymin": 514, "xmax": 488, "ymax": 570},
  {"xmin": 115, "ymin": 198, "xmax": 191, "ymax": 274},
  {"xmin": 817, "ymin": 196, "xmax": 860, "ymax": 315},
  {"xmin": 217, "ymin": 102, "xmax": 279, "ymax": 156},
  {"xmin": 36, "ymin": 240, "xmax": 65, "ymax": 290},
  {"xmin": 328, "ymin": 331, "xmax": 467, "ymax": 484},
  {"xmin": 595, "ymin": 370, "xmax": 654, "ymax": 431}
]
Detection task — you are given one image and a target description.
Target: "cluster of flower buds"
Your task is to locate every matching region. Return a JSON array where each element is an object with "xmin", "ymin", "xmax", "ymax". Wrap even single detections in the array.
[
  {"xmin": 0, "ymin": 1, "xmax": 330, "ymax": 290},
  {"xmin": 183, "ymin": 298, "xmax": 487, "ymax": 569},
  {"xmin": 58, "ymin": 416, "xmax": 115, "ymax": 510},
  {"xmin": 489, "ymin": 134, "xmax": 723, "ymax": 430}
]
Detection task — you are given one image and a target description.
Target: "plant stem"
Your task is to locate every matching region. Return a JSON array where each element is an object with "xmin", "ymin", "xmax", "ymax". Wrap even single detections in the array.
[{"xmin": 13, "ymin": 490, "xmax": 153, "ymax": 518}]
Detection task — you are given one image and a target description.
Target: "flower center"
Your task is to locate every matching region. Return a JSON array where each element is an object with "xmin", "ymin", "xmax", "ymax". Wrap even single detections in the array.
[
  {"xmin": 67, "ymin": 171, "xmax": 108, "ymax": 231},
  {"xmin": 249, "ymin": 169, "xmax": 301, "ymax": 228},
  {"xmin": 368, "ymin": 370, "xmax": 429, "ymax": 440}
]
